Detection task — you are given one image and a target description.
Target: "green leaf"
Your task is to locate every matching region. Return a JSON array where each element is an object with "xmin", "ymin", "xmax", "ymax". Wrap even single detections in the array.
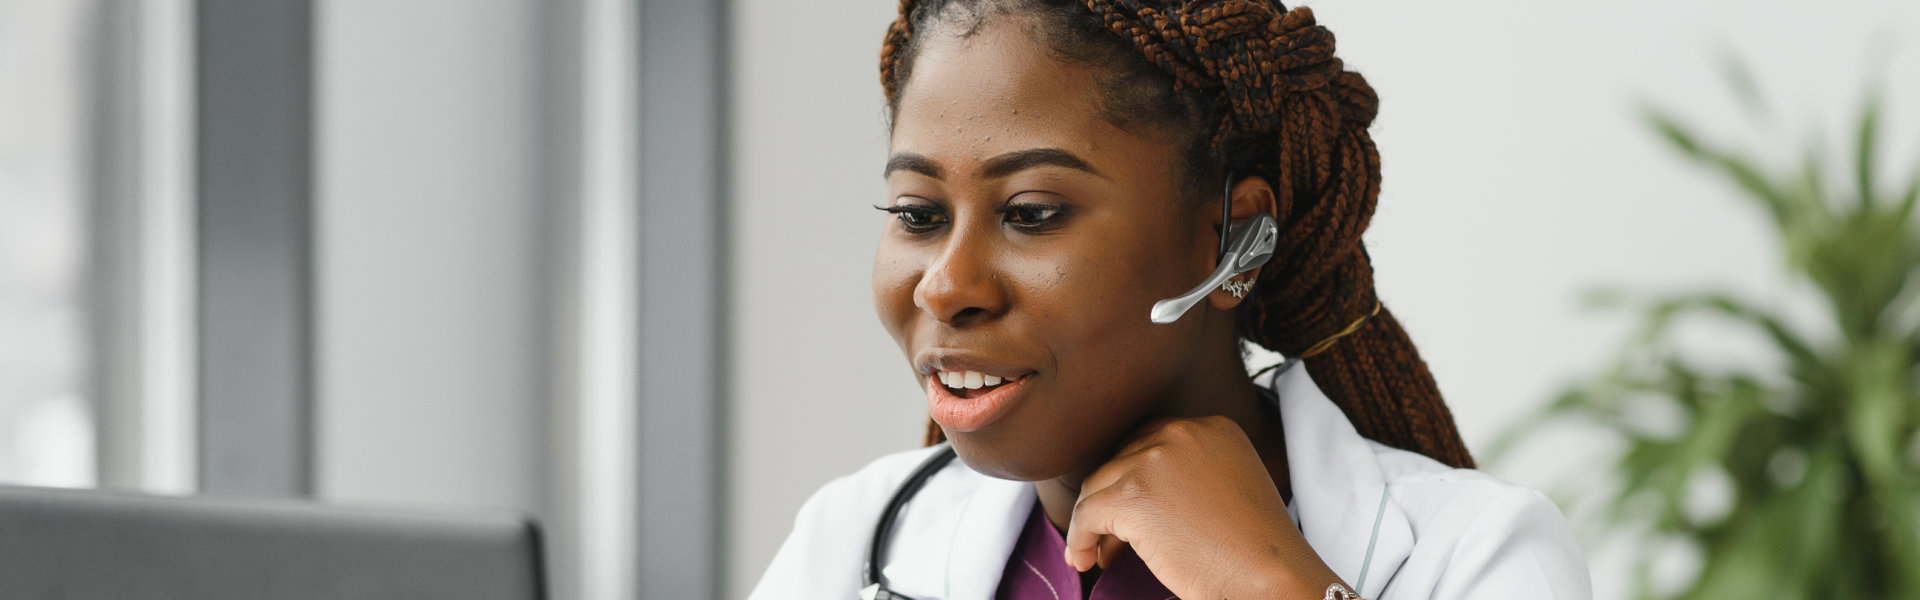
[
  {"xmin": 1896, "ymin": 155, "xmax": 1920, "ymax": 224},
  {"xmin": 1856, "ymin": 83, "xmax": 1884, "ymax": 209},
  {"xmin": 1642, "ymin": 293, "xmax": 1822, "ymax": 373},
  {"xmin": 1716, "ymin": 149, "xmax": 1798, "ymax": 231},
  {"xmin": 1717, "ymin": 49, "xmax": 1773, "ymax": 128},
  {"xmin": 1640, "ymin": 102, "xmax": 1707, "ymax": 158}
]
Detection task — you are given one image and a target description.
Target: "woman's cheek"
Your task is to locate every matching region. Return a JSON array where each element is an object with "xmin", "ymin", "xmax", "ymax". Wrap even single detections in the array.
[{"xmin": 871, "ymin": 251, "xmax": 923, "ymax": 345}]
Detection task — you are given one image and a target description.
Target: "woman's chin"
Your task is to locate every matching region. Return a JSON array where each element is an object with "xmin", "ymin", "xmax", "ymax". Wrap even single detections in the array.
[{"xmin": 946, "ymin": 431, "xmax": 1090, "ymax": 482}]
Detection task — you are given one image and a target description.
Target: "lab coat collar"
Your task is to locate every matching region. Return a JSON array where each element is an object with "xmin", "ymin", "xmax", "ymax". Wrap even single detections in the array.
[
  {"xmin": 880, "ymin": 467, "xmax": 1034, "ymax": 600},
  {"xmin": 1268, "ymin": 360, "xmax": 1414, "ymax": 598},
  {"xmin": 881, "ymin": 361, "xmax": 1413, "ymax": 599}
]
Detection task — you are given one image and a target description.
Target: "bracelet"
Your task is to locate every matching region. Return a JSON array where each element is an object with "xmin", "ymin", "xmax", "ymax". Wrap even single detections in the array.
[{"xmin": 1324, "ymin": 582, "xmax": 1364, "ymax": 600}]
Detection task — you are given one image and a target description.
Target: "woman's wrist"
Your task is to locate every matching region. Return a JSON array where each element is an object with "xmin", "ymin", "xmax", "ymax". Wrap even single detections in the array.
[
  {"xmin": 1244, "ymin": 553, "xmax": 1351, "ymax": 599},
  {"xmin": 1240, "ymin": 574, "xmax": 1341, "ymax": 599}
]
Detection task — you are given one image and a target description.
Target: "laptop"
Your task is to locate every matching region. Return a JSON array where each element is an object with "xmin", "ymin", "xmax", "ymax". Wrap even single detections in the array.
[{"xmin": 0, "ymin": 484, "xmax": 547, "ymax": 600}]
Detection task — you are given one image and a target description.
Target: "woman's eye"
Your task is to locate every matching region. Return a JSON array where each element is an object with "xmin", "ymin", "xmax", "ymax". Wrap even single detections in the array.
[
  {"xmin": 874, "ymin": 204, "xmax": 947, "ymax": 233},
  {"xmin": 1001, "ymin": 203, "xmax": 1063, "ymax": 228}
]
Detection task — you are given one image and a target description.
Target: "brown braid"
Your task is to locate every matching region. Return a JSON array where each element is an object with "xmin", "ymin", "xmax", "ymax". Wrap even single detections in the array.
[{"xmin": 884, "ymin": 0, "xmax": 1474, "ymax": 469}]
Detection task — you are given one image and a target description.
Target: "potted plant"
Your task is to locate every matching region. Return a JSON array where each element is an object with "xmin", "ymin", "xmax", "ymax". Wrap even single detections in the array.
[{"xmin": 1497, "ymin": 58, "xmax": 1920, "ymax": 599}]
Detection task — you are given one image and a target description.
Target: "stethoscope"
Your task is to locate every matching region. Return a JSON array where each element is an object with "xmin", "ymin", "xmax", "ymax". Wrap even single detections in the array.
[{"xmin": 859, "ymin": 442, "xmax": 958, "ymax": 600}]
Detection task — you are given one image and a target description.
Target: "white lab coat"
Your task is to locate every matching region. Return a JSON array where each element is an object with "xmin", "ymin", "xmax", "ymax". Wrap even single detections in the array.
[{"xmin": 750, "ymin": 362, "xmax": 1593, "ymax": 599}]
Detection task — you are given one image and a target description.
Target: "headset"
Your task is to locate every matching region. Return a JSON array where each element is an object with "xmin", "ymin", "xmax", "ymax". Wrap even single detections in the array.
[{"xmin": 1150, "ymin": 172, "xmax": 1280, "ymax": 325}]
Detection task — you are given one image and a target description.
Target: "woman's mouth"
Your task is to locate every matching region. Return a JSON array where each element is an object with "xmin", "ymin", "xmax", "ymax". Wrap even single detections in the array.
[
  {"xmin": 927, "ymin": 370, "xmax": 1032, "ymax": 432},
  {"xmin": 935, "ymin": 369, "xmax": 1024, "ymax": 398}
]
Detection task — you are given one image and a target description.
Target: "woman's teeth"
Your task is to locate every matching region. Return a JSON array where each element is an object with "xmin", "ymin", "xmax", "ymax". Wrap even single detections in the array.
[{"xmin": 938, "ymin": 370, "xmax": 1013, "ymax": 390}]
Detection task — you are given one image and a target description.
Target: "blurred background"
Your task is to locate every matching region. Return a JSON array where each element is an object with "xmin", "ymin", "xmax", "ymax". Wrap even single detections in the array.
[{"xmin": 2, "ymin": 0, "xmax": 1916, "ymax": 598}]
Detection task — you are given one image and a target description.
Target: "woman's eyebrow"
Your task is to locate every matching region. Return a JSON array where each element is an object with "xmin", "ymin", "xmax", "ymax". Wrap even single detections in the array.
[
  {"xmin": 884, "ymin": 153, "xmax": 943, "ymax": 179},
  {"xmin": 981, "ymin": 148, "xmax": 1105, "ymax": 180},
  {"xmin": 882, "ymin": 148, "xmax": 1107, "ymax": 181}
]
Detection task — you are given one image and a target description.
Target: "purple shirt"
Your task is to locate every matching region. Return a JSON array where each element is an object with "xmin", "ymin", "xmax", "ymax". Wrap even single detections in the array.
[{"xmin": 993, "ymin": 500, "xmax": 1177, "ymax": 600}]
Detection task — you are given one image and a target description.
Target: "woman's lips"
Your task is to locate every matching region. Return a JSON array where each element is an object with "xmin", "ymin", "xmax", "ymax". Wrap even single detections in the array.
[{"xmin": 927, "ymin": 373, "xmax": 1030, "ymax": 433}]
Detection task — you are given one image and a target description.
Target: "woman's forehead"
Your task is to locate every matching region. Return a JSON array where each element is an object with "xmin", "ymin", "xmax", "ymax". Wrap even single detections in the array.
[{"xmin": 888, "ymin": 17, "xmax": 1149, "ymax": 179}]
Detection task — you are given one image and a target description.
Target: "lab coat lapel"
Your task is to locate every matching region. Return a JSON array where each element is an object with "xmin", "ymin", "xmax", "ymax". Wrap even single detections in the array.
[
  {"xmin": 880, "ymin": 469, "xmax": 1034, "ymax": 600},
  {"xmin": 876, "ymin": 363, "xmax": 1413, "ymax": 600},
  {"xmin": 1270, "ymin": 362, "xmax": 1415, "ymax": 599}
]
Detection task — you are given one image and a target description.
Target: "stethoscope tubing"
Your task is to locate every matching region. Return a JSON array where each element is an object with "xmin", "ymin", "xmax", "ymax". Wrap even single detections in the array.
[{"xmin": 861, "ymin": 443, "xmax": 960, "ymax": 600}]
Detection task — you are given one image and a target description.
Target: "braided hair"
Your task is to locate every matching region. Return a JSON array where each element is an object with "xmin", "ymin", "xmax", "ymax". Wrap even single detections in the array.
[{"xmin": 882, "ymin": 0, "xmax": 1474, "ymax": 469}]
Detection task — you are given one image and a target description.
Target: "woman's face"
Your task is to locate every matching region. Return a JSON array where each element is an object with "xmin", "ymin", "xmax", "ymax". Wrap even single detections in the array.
[{"xmin": 874, "ymin": 16, "xmax": 1228, "ymax": 481}]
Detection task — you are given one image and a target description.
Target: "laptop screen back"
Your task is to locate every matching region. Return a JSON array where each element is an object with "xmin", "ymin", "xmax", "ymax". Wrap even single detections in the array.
[{"xmin": 0, "ymin": 484, "xmax": 546, "ymax": 600}]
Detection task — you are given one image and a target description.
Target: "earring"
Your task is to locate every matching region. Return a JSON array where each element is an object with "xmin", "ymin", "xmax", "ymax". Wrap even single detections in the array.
[{"xmin": 1221, "ymin": 277, "xmax": 1253, "ymax": 299}]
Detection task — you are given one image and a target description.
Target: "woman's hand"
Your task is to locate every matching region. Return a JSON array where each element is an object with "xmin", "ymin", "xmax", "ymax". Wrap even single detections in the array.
[{"xmin": 1063, "ymin": 416, "xmax": 1347, "ymax": 599}]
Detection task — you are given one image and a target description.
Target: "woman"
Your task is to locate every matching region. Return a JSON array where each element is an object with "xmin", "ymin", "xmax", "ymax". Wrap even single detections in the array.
[{"xmin": 752, "ymin": 0, "xmax": 1591, "ymax": 598}]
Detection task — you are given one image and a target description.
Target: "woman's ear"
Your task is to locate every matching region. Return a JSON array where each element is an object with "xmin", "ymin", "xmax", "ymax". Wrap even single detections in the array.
[{"xmin": 1206, "ymin": 176, "xmax": 1277, "ymax": 312}]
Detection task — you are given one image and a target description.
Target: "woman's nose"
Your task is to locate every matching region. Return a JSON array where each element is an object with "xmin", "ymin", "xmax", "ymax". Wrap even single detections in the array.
[{"xmin": 913, "ymin": 234, "xmax": 1007, "ymax": 326}]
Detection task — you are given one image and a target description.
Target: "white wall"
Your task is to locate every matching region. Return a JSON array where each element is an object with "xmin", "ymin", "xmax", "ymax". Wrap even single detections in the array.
[
  {"xmin": 726, "ymin": 0, "xmax": 902, "ymax": 596},
  {"xmin": 725, "ymin": 0, "xmax": 1920, "ymax": 597},
  {"xmin": 316, "ymin": 0, "xmax": 549, "ymax": 512},
  {"xmin": 316, "ymin": 4, "xmax": 649, "ymax": 599}
]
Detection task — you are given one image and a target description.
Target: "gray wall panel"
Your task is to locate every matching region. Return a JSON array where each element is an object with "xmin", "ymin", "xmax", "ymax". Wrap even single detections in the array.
[
  {"xmin": 638, "ymin": 0, "xmax": 727, "ymax": 595},
  {"xmin": 195, "ymin": 0, "xmax": 313, "ymax": 497}
]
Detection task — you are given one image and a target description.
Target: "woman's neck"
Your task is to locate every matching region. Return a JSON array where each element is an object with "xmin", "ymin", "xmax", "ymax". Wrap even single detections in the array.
[{"xmin": 1032, "ymin": 351, "xmax": 1291, "ymax": 533}]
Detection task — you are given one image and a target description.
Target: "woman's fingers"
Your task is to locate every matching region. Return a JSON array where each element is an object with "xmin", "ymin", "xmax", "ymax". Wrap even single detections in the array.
[
  {"xmin": 1066, "ymin": 419, "xmax": 1194, "ymax": 571},
  {"xmin": 1096, "ymin": 534, "xmax": 1128, "ymax": 570},
  {"xmin": 1054, "ymin": 415, "xmax": 1324, "ymax": 598},
  {"xmin": 1063, "ymin": 483, "xmax": 1129, "ymax": 571}
]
